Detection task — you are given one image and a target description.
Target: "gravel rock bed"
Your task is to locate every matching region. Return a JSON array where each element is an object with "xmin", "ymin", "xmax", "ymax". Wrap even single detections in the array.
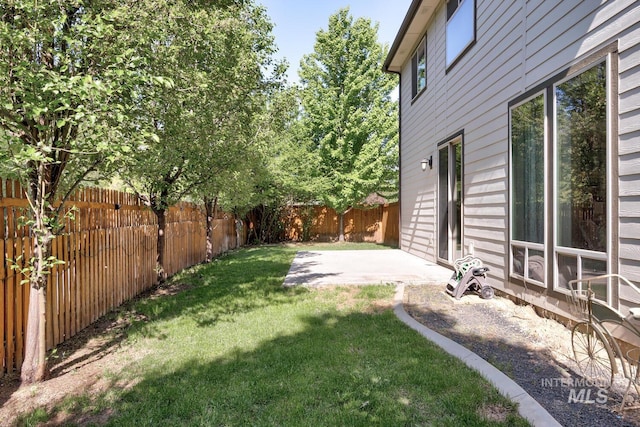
[{"xmin": 403, "ymin": 284, "xmax": 640, "ymax": 427}]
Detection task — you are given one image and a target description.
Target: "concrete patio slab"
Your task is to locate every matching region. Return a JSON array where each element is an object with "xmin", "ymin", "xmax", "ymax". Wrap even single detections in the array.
[{"xmin": 283, "ymin": 249, "xmax": 453, "ymax": 286}]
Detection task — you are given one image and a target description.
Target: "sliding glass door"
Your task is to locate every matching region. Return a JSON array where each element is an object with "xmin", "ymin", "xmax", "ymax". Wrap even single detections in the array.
[{"xmin": 438, "ymin": 137, "xmax": 462, "ymax": 263}]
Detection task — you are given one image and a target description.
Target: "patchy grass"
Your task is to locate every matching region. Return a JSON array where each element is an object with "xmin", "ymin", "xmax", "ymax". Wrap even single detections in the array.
[{"xmin": 16, "ymin": 244, "xmax": 528, "ymax": 426}]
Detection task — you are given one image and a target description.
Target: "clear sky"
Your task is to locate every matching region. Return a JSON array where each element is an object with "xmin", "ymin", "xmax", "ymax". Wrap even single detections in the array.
[{"xmin": 258, "ymin": 0, "xmax": 413, "ymax": 84}]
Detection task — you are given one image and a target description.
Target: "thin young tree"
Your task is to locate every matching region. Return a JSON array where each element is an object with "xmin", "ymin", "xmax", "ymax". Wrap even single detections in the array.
[
  {"xmin": 0, "ymin": 0, "xmax": 160, "ymax": 382},
  {"xmin": 242, "ymin": 86, "xmax": 327, "ymax": 244},
  {"xmin": 299, "ymin": 8, "xmax": 398, "ymax": 241}
]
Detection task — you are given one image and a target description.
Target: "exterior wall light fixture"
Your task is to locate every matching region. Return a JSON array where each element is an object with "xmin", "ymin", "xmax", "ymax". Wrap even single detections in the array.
[{"xmin": 421, "ymin": 156, "xmax": 432, "ymax": 171}]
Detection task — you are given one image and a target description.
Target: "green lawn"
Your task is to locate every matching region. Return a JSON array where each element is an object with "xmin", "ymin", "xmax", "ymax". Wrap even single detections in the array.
[{"xmin": 22, "ymin": 244, "xmax": 529, "ymax": 426}]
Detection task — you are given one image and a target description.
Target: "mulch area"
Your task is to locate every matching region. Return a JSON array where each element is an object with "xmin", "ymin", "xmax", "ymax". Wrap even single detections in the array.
[{"xmin": 403, "ymin": 284, "xmax": 640, "ymax": 427}]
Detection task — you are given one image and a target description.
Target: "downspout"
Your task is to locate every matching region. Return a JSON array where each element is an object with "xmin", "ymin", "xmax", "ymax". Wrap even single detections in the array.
[
  {"xmin": 386, "ymin": 69, "xmax": 402, "ymax": 250},
  {"xmin": 382, "ymin": 0, "xmax": 423, "ymax": 250}
]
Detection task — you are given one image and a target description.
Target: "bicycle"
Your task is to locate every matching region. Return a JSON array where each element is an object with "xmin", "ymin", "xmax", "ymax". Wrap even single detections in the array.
[{"xmin": 568, "ymin": 274, "xmax": 640, "ymax": 410}]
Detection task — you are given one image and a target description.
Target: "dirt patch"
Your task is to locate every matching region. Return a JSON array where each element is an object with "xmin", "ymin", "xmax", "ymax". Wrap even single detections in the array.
[
  {"xmin": 404, "ymin": 284, "xmax": 640, "ymax": 427},
  {"xmin": 0, "ymin": 318, "xmax": 137, "ymax": 426},
  {"xmin": 332, "ymin": 286, "xmax": 362, "ymax": 311},
  {"xmin": 0, "ymin": 283, "xmax": 177, "ymax": 426},
  {"xmin": 478, "ymin": 403, "xmax": 510, "ymax": 423},
  {"xmin": 148, "ymin": 282, "xmax": 193, "ymax": 299}
]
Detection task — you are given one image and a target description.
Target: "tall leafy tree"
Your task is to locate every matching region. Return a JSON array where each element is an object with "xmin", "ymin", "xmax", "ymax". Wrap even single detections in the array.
[
  {"xmin": 0, "ymin": 0, "xmax": 159, "ymax": 383},
  {"xmin": 119, "ymin": 0, "xmax": 279, "ymax": 279},
  {"xmin": 299, "ymin": 8, "xmax": 398, "ymax": 241},
  {"xmin": 243, "ymin": 86, "xmax": 327, "ymax": 243}
]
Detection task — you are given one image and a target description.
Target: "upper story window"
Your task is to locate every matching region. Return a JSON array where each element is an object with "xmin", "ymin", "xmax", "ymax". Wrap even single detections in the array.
[
  {"xmin": 411, "ymin": 36, "xmax": 427, "ymax": 98},
  {"xmin": 446, "ymin": 0, "xmax": 475, "ymax": 70}
]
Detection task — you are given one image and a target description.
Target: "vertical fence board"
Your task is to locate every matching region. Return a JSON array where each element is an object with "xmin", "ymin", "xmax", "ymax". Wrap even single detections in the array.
[
  {"xmin": 62, "ymin": 235, "xmax": 71, "ymax": 342},
  {"xmin": 0, "ymin": 240, "xmax": 5, "ymax": 377},
  {"xmin": 90, "ymin": 229, "xmax": 97, "ymax": 323},
  {"xmin": 81, "ymin": 231, "xmax": 89, "ymax": 328},
  {"xmin": 113, "ymin": 228, "xmax": 120, "ymax": 307},
  {"xmin": 98, "ymin": 229, "xmax": 105, "ymax": 319},
  {"xmin": 70, "ymin": 233, "xmax": 77, "ymax": 337},
  {"xmin": 0, "ymin": 205, "xmax": 5, "ymax": 240},
  {"xmin": 51, "ymin": 237, "xmax": 60, "ymax": 347},
  {"xmin": 5, "ymin": 234, "xmax": 15, "ymax": 373},
  {"xmin": 106, "ymin": 229, "xmax": 112, "ymax": 312},
  {"xmin": 14, "ymin": 238, "xmax": 25, "ymax": 369},
  {"xmin": 127, "ymin": 227, "xmax": 133, "ymax": 299}
]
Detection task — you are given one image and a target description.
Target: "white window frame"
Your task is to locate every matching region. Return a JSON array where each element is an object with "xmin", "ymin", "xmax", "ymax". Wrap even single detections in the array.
[
  {"xmin": 509, "ymin": 91, "xmax": 548, "ymax": 288},
  {"xmin": 552, "ymin": 57, "xmax": 611, "ymax": 303},
  {"xmin": 507, "ymin": 50, "xmax": 615, "ymax": 301},
  {"xmin": 412, "ymin": 36, "xmax": 427, "ymax": 99}
]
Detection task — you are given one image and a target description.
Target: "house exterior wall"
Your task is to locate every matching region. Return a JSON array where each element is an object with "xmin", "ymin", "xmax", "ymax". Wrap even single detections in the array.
[{"xmin": 395, "ymin": 0, "xmax": 640, "ymax": 315}]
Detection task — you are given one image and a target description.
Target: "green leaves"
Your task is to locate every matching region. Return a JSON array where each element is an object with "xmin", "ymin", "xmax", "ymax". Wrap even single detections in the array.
[
  {"xmin": 299, "ymin": 8, "xmax": 399, "ymax": 214},
  {"xmin": 113, "ymin": 0, "xmax": 280, "ymax": 215},
  {"xmin": 0, "ymin": 1, "xmax": 159, "ymax": 184}
]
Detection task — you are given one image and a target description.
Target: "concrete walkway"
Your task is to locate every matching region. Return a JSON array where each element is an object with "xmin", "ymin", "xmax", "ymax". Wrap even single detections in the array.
[{"xmin": 283, "ymin": 249, "xmax": 561, "ymax": 427}]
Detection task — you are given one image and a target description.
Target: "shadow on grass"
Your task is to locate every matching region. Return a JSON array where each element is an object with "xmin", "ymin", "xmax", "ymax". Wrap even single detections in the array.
[
  {"xmin": 11, "ymin": 245, "xmax": 638, "ymax": 426},
  {"xmin": 47, "ymin": 314, "xmax": 131, "ymax": 378},
  {"xmin": 3, "ymin": 246, "xmax": 305, "ymax": 422},
  {"xmin": 9, "ymin": 248, "xmax": 298, "ymax": 390},
  {"xmin": 69, "ymin": 310, "xmax": 529, "ymax": 427},
  {"xmin": 50, "ymin": 248, "xmax": 291, "ymax": 378},
  {"xmin": 130, "ymin": 246, "xmax": 309, "ymax": 332}
]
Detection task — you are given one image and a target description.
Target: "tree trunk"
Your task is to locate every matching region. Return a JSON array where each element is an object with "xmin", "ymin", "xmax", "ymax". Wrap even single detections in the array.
[
  {"xmin": 21, "ymin": 213, "xmax": 54, "ymax": 383},
  {"xmin": 338, "ymin": 212, "xmax": 345, "ymax": 242},
  {"xmin": 21, "ymin": 286, "xmax": 48, "ymax": 383},
  {"xmin": 235, "ymin": 217, "xmax": 242, "ymax": 247},
  {"xmin": 155, "ymin": 209, "xmax": 168, "ymax": 283},
  {"xmin": 204, "ymin": 197, "xmax": 218, "ymax": 262}
]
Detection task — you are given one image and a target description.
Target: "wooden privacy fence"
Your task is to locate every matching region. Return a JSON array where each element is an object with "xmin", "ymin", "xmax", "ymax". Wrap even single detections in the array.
[
  {"xmin": 0, "ymin": 179, "xmax": 244, "ymax": 376},
  {"xmin": 282, "ymin": 203, "xmax": 399, "ymax": 246}
]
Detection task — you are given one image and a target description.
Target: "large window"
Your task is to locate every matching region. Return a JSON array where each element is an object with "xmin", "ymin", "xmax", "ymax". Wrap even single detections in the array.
[
  {"xmin": 555, "ymin": 61, "xmax": 608, "ymax": 290},
  {"xmin": 510, "ymin": 94, "xmax": 545, "ymax": 283},
  {"xmin": 412, "ymin": 36, "xmax": 427, "ymax": 98},
  {"xmin": 446, "ymin": 0, "xmax": 475, "ymax": 69},
  {"xmin": 508, "ymin": 55, "xmax": 611, "ymax": 295}
]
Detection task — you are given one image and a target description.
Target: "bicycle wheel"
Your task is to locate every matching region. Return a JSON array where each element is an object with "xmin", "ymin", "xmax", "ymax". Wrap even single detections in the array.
[{"xmin": 572, "ymin": 321, "xmax": 615, "ymax": 388}]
